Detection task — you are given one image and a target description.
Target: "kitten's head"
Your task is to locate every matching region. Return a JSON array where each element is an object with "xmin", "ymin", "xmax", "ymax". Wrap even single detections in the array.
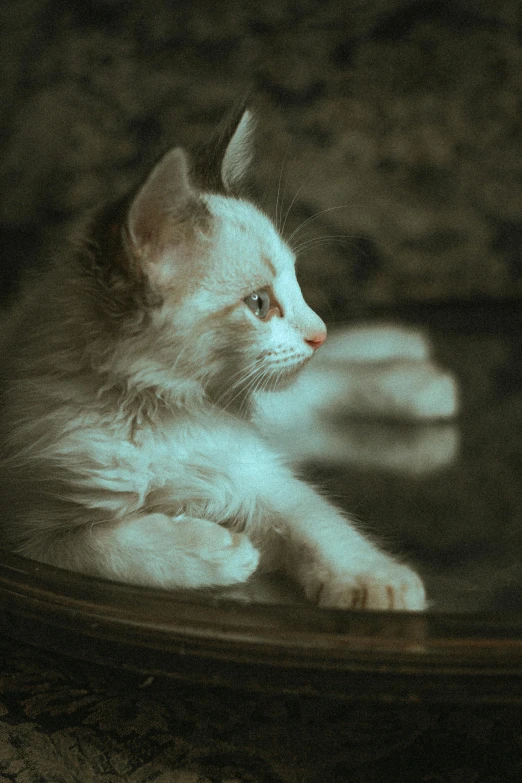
[{"xmin": 87, "ymin": 106, "xmax": 326, "ymax": 415}]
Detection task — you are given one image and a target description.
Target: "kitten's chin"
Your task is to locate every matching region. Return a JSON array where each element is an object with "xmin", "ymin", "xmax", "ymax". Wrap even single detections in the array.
[{"xmin": 265, "ymin": 360, "xmax": 308, "ymax": 391}]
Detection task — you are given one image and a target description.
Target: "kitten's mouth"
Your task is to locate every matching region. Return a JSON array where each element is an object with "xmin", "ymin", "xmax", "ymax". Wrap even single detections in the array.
[{"xmin": 261, "ymin": 356, "xmax": 310, "ymax": 390}]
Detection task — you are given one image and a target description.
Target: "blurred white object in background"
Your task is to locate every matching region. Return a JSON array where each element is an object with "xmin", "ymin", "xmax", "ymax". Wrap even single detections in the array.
[{"xmin": 255, "ymin": 323, "xmax": 460, "ymax": 475}]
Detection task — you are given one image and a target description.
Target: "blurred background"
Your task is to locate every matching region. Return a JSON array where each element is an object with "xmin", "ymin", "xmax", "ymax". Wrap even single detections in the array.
[{"xmin": 1, "ymin": 0, "xmax": 521, "ymax": 320}]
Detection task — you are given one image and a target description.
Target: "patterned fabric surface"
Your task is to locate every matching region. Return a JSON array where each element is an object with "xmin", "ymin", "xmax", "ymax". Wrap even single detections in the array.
[
  {"xmin": 1, "ymin": 0, "xmax": 522, "ymax": 310},
  {"xmin": 0, "ymin": 636, "xmax": 521, "ymax": 783}
]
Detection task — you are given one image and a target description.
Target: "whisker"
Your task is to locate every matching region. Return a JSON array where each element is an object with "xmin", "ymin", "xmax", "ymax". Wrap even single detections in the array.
[
  {"xmin": 262, "ymin": 371, "xmax": 277, "ymax": 395},
  {"xmin": 217, "ymin": 371, "xmax": 259, "ymax": 409},
  {"xmin": 216, "ymin": 358, "xmax": 266, "ymax": 410},
  {"xmin": 281, "ymin": 183, "xmax": 305, "ymax": 240},
  {"xmin": 274, "ymin": 154, "xmax": 289, "ymax": 232},
  {"xmin": 238, "ymin": 366, "xmax": 272, "ymax": 416},
  {"xmin": 287, "ymin": 205, "xmax": 354, "ymax": 245},
  {"xmin": 274, "ymin": 368, "xmax": 286, "ymax": 392},
  {"xmin": 280, "ymin": 158, "xmax": 322, "ymax": 240},
  {"xmin": 293, "ymin": 235, "xmax": 354, "ymax": 254},
  {"xmin": 239, "ymin": 368, "xmax": 268, "ymax": 416},
  {"xmin": 266, "ymin": 366, "xmax": 286, "ymax": 395},
  {"xmin": 222, "ymin": 359, "xmax": 261, "ymax": 390}
]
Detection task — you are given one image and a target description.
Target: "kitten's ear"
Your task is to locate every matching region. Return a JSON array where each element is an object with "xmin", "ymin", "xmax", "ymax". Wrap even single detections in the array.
[
  {"xmin": 193, "ymin": 104, "xmax": 256, "ymax": 194},
  {"xmin": 221, "ymin": 109, "xmax": 256, "ymax": 191},
  {"xmin": 126, "ymin": 147, "xmax": 194, "ymax": 254},
  {"xmin": 124, "ymin": 147, "xmax": 209, "ymax": 286}
]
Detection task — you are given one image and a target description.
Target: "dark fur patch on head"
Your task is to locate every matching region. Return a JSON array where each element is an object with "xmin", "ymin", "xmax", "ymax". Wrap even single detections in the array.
[
  {"xmin": 169, "ymin": 195, "xmax": 213, "ymax": 239},
  {"xmin": 90, "ymin": 196, "xmax": 135, "ymax": 275},
  {"xmin": 82, "ymin": 198, "xmax": 163, "ymax": 327},
  {"xmin": 192, "ymin": 95, "xmax": 253, "ymax": 195}
]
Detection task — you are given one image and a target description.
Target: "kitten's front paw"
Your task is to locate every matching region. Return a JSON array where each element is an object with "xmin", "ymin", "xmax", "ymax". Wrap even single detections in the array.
[
  {"xmin": 111, "ymin": 514, "xmax": 260, "ymax": 589},
  {"xmin": 173, "ymin": 517, "xmax": 261, "ymax": 587},
  {"xmin": 309, "ymin": 562, "xmax": 426, "ymax": 611}
]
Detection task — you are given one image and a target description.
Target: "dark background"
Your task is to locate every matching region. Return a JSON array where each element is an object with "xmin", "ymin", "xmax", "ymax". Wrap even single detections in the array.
[{"xmin": 2, "ymin": 0, "xmax": 522, "ymax": 317}]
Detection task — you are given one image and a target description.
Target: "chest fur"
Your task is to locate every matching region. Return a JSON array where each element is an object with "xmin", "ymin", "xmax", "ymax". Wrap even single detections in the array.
[{"xmin": 56, "ymin": 415, "xmax": 277, "ymax": 525}]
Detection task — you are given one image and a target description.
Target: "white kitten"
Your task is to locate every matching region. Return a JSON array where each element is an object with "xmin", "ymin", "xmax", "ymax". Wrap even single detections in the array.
[{"xmin": 0, "ymin": 107, "xmax": 425, "ymax": 611}]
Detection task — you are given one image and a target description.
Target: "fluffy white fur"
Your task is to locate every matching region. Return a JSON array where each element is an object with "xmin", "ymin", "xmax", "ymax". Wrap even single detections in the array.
[{"xmin": 0, "ymin": 110, "xmax": 426, "ymax": 610}]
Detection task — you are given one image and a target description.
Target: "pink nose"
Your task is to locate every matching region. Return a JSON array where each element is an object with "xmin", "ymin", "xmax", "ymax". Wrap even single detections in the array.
[{"xmin": 305, "ymin": 330, "xmax": 327, "ymax": 350}]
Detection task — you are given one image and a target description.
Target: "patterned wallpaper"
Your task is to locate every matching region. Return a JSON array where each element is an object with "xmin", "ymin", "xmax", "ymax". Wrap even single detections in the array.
[{"xmin": 1, "ymin": 0, "xmax": 522, "ymax": 316}]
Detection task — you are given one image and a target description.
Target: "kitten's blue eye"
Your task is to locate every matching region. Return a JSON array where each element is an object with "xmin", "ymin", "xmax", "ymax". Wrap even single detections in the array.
[{"xmin": 244, "ymin": 290, "xmax": 271, "ymax": 319}]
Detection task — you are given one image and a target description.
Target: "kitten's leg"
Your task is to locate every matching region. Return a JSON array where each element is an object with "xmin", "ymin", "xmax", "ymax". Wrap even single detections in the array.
[
  {"xmin": 27, "ymin": 514, "xmax": 259, "ymax": 589},
  {"xmin": 257, "ymin": 475, "xmax": 426, "ymax": 611}
]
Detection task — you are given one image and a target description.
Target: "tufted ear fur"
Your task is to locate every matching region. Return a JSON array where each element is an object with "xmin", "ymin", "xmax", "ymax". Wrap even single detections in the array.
[{"xmin": 192, "ymin": 103, "xmax": 256, "ymax": 194}]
